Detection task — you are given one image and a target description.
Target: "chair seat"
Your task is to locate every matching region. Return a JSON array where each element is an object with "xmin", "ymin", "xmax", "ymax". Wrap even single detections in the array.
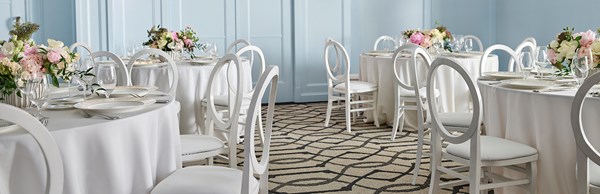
[
  {"xmin": 591, "ymin": 162, "xmax": 600, "ymax": 187},
  {"xmin": 399, "ymin": 87, "xmax": 440, "ymax": 98},
  {"xmin": 427, "ymin": 112, "xmax": 472, "ymax": 128},
  {"xmin": 203, "ymin": 95, "xmax": 252, "ymax": 107},
  {"xmin": 446, "ymin": 136, "xmax": 537, "ymax": 161},
  {"xmin": 333, "ymin": 81, "xmax": 377, "ymax": 93},
  {"xmin": 349, "ymin": 74, "xmax": 360, "ymax": 80},
  {"xmin": 151, "ymin": 166, "xmax": 259, "ymax": 194},
  {"xmin": 181, "ymin": 135, "xmax": 224, "ymax": 157}
]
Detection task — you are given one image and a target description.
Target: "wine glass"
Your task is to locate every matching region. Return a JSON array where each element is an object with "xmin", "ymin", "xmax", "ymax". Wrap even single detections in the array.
[
  {"xmin": 96, "ymin": 64, "xmax": 117, "ymax": 99},
  {"xmin": 572, "ymin": 55, "xmax": 590, "ymax": 86},
  {"xmin": 433, "ymin": 41, "xmax": 443, "ymax": 55},
  {"xmin": 24, "ymin": 74, "xmax": 49, "ymax": 122},
  {"xmin": 519, "ymin": 51, "xmax": 534, "ymax": 79},
  {"xmin": 464, "ymin": 39, "xmax": 473, "ymax": 53},
  {"xmin": 451, "ymin": 35, "xmax": 464, "ymax": 52},
  {"xmin": 208, "ymin": 43, "xmax": 218, "ymax": 59},
  {"xmin": 534, "ymin": 47, "xmax": 550, "ymax": 79},
  {"xmin": 75, "ymin": 57, "xmax": 95, "ymax": 100}
]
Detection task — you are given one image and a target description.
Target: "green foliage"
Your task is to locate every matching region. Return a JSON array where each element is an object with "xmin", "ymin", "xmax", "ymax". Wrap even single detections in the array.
[{"xmin": 9, "ymin": 17, "xmax": 39, "ymax": 42}]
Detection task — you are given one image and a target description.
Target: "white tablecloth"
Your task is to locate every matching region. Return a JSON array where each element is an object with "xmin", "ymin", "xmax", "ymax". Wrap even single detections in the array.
[
  {"xmin": 0, "ymin": 99, "xmax": 181, "ymax": 194},
  {"xmin": 131, "ymin": 61, "xmax": 251, "ymax": 134},
  {"xmin": 479, "ymin": 81, "xmax": 600, "ymax": 194},
  {"xmin": 359, "ymin": 53, "xmax": 498, "ymax": 129}
]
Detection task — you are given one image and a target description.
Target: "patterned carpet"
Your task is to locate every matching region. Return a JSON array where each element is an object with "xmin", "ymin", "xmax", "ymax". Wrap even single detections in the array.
[{"xmin": 216, "ymin": 103, "xmax": 470, "ymax": 194}]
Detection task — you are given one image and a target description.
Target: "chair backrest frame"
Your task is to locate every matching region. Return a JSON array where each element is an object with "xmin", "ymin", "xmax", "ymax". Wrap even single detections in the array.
[
  {"xmin": 373, "ymin": 35, "xmax": 397, "ymax": 51},
  {"xmin": 234, "ymin": 45, "xmax": 265, "ymax": 96},
  {"xmin": 464, "ymin": 35, "xmax": 484, "ymax": 52},
  {"xmin": 241, "ymin": 65, "xmax": 279, "ymax": 194},
  {"xmin": 0, "ymin": 104, "xmax": 64, "ymax": 194},
  {"xmin": 479, "ymin": 44, "xmax": 520, "ymax": 77},
  {"xmin": 127, "ymin": 48, "xmax": 179, "ymax": 98},
  {"xmin": 510, "ymin": 40, "xmax": 536, "ymax": 72},
  {"xmin": 571, "ymin": 72, "xmax": 600, "ymax": 165},
  {"xmin": 392, "ymin": 44, "xmax": 432, "ymax": 92},
  {"xmin": 69, "ymin": 42, "xmax": 93, "ymax": 54},
  {"xmin": 205, "ymin": 54, "xmax": 245, "ymax": 132},
  {"xmin": 88, "ymin": 51, "xmax": 131, "ymax": 86},
  {"xmin": 324, "ymin": 39, "xmax": 350, "ymax": 88},
  {"xmin": 425, "ymin": 58, "xmax": 483, "ymax": 144}
]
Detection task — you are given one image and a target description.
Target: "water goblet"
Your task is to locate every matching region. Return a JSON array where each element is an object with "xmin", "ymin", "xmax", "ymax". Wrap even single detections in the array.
[
  {"xmin": 534, "ymin": 47, "xmax": 549, "ymax": 78},
  {"xmin": 519, "ymin": 51, "xmax": 534, "ymax": 79},
  {"xmin": 24, "ymin": 74, "xmax": 49, "ymax": 122},
  {"xmin": 96, "ymin": 63, "xmax": 117, "ymax": 99},
  {"xmin": 572, "ymin": 55, "xmax": 590, "ymax": 86},
  {"xmin": 464, "ymin": 39, "xmax": 473, "ymax": 53}
]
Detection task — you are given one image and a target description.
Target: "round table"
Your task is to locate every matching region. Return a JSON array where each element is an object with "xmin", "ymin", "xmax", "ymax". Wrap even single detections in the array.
[
  {"xmin": 0, "ymin": 96, "xmax": 181, "ymax": 194},
  {"xmin": 130, "ymin": 60, "xmax": 251, "ymax": 135},
  {"xmin": 359, "ymin": 52, "xmax": 498, "ymax": 129},
  {"xmin": 479, "ymin": 80, "xmax": 600, "ymax": 194}
]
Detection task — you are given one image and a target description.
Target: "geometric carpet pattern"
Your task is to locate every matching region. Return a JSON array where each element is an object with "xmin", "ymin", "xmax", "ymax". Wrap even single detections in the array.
[{"xmin": 217, "ymin": 103, "xmax": 470, "ymax": 194}]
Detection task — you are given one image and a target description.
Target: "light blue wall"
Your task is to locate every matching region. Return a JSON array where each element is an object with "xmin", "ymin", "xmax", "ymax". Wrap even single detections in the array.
[{"xmin": 431, "ymin": 0, "xmax": 494, "ymax": 49}]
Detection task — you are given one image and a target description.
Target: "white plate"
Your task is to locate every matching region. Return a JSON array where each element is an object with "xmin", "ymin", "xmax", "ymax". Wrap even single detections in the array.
[
  {"xmin": 500, "ymin": 79, "xmax": 553, "ymax": 90},
  {"xmin": 485, "ymin": 72, "xmax": 524, "ymax": 80},
  {"xmin": 98, "ymin": 86, "xmax": 158, "ymax": 97},
  {"xmin": 44, "ymin": 103, "xmax": 75, "ymax": 110},
  {"xmin": 74, "ymin": 98, "xmax": 156, "ymax": 114},
  {"xmin": 365, "ymin": 51, "xmax": 393, "ymax": 57},
  {"xmin": 188, "ymin": 58, "xmax": 217, "ymax": 65}
]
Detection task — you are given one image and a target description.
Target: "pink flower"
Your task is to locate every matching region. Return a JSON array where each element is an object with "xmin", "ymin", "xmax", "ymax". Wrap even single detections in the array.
[
  {"xmin": 548, "ymin": 49, "xmax": 557, "ymax": 64},
  {"xmin": 20, "ymin": 54, "xmax": 44, "ymax": 76},
  {"xmin": 420, "ymin": 36, "xmax": 432, "ymax": 48},
  {"xmin": 23, "ymin": 44, "xmax": 37, "ymax": 56},
  {"xmin": 171, "ymin": 31, "xmax": 179, "ymax": 41},
  {"xmin": 576, "ymin": 30, "xmax": 597, "ymax": 48},
  {"xmin": 410, "ymin": 32, "xmax": 425, "ymax": 45},
  {"xmin": 578, "ymin": 45, "xmax": 592, "ymax": 58},
  {"xmin": 184, "ymin": 39, "xmax": 193, "ymax": 47},
  {"xmin": 0, "ymin": 52, "xmax": 5, "ymax": 60},
  {"xmin": 47, "ymin": 50, "xmax": 62, "ymax": 63}
]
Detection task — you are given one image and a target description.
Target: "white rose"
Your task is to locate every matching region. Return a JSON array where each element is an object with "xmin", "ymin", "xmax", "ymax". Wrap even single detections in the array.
[
  {"xmin": 1, "ymin": 42, "xmax": 15, "ymax": 56},
  {"xmin": 550, "ymin": 40, "xmax": 559, "ymax": 48},
  {"xmin": 167, "ymin": 42, "xmax": 176, "ymax": 50},
  {"xmin": 47, "ymin": 39, "xmax": 64, "ymax": 49},
  {"xmin": 157, "ymin": 40, "xmax": 168, "ymax": 49},
  {"xmin": 591, "ymin": 41, "xmax": 600, "ymax": 55},
  {"xmin": 57, "ymin": 62, "xmax": 65, "ymax": 69}
]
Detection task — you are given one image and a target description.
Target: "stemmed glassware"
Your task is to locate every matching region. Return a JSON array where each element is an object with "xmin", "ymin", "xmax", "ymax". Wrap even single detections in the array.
[
  {"xmin": 464, "ymin": 39, "xmax": 473, "ymax": 53},
  {"xmin": 24, "ymin": 72, "xmax": 49, "ymax": 124},
  {"xmin": 519, "ymin": 51, "xmax": 534, "ymax": 79},
  {"xmin": 572, "ymin": 53, "xmax": 590, "ymax": 86},
  {"xmin": 534, "ymin": 47, "xmax": 550, "ymax": 79},
  {"xmin": 451, "ymin": 35, "xmax": 464, "ymax": 52},
  {"xmin": 96, "ymin": 63, "xmax": 117, "ymax": 99},
  {"xmin": 74, "ymin": 57, "xmax": 95, "ymax": 100},
  {"xmin": 202, "ymin": 42, "xmax": 218, "ymax": 59}
]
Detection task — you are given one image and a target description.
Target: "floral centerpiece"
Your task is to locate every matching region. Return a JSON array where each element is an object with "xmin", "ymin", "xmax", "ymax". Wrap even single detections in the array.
[
  {"xmin": 0, "ymin": 17, "xmax": 78, "ymax": 99},
  {"xmin": 547, "ymin": 27, "xmax": 600, "ymax": 74},
  {"xmin": 402, "ymin": 23, "xmax": 453, "ymax": 51},
  {"xmin": 142, "ymin": 25, "xmax": 200, "ymax": 58}
]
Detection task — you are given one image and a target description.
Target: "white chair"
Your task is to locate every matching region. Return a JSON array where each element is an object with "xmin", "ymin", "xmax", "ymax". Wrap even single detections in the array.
[
  {"xmin": 523, "ymin": 37, "xmax": 537, "ymax": 48},
  {"xmin": 151, "ymin": 65, "xmax": 280, "ymax": 194},
  {"xmin": 510, "ymin": 40, "xmax": 536, "ymax": 72},
  {"xmin": 479, "ymin": 44, "xmax": 520, "ymax": 77},
  {"xmin": 0, "ymin": 104, "xmax": 64, "ymax": 194},
  {"xmin": 127, "ymin": 48, "xmax": 178, "ymax": 98},
  {"xmin": 226, "ymin": 39, "xmax": 251, "ymax": 54},
  {"xmin": 69, "ymin": 42, "xmax": 93, "ymax": 54},
  {"xmin": 88, "ymin": 51, "xmax": 131, "ymax": 86},
  {"xmin": 426, "ymin": 58, "xmax": 538, "ymax": 194},
  {"xmin": 571, "ymin": 72, "xmax": 600, "ymax": 194},
  {"xmin": 464, "ymin": 35, "xmax": 484, "ymax": 52},
  {"xmin": 373, "ymin": 35, "xmax": 397, "ymax": 51},
  {"xmin": 326, "ymin": 37, "xmax": 359, "ymax": 81},
  {"xmin": 204, "ymin": 54, "xmax": 247, "ymax": 168},
  {"xmin": 324, "ymin": 39, "xmax": 379, "ymax": 133}
]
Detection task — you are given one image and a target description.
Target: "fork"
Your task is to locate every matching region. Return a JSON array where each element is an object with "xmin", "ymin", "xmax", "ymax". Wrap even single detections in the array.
[
  {"xmin": 130, "ymin": 93, "xmax": 144, "ymax": 98},
  {"xmin": 82, "ymin": 111, "xmax": 121, "ymax": 120}
]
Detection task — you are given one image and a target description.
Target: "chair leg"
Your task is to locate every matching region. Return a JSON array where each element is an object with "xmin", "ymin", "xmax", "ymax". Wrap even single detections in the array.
[
  {"xmin": 257, "ymin": 110, "xmax": 265, "ymax": 144},
  {"xmin": 428, "ymin": 130, "xmax": 442, "ymax": 194},
  {"xmin": 469, "ymin": 162, "xmax": 482, "ymax": 194},
  {"xmin": 412, "ymin": 118, "xmax": 425, "ymax": 185},
  {"xmin": 528, "ymin": 161, "xmax": 537, "ymax": 194},
  {"xmin": 577, "ymin": 150, "xmax": 589, "ymax": 194},
  {"xmin": 345, "ymin": 95, "xmax": 352, "ymax": 133},
  {"xmin": 480, "ymin": 167, "xmax": 492, "ymax": 194},
  {"xmin": 325, "ymin": 98, "xmax": 333, "ymax": 127},
  {"xmin": 391, "ymin": 109, "xmax": 400, "ymax": 141},
  {"xmin": 372, "ymin": 91, "xmax": 380, "ymax": 127},
  {"xmin": 208, "ymin": 157, "xmax": 214, "ymax": 165}
]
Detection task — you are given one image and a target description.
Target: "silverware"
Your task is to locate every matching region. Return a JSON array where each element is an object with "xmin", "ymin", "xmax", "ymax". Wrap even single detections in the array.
[
  {"xmin": 82, "ymin": 111, "xmax": 121, "ymax": 120},
  {"xmin": 130, "ymin": 93, "xmax": 144, "ymax": 98},
  {"xmin": 532, "ymin": 88, "xmax": 568, "ymax": 93}
]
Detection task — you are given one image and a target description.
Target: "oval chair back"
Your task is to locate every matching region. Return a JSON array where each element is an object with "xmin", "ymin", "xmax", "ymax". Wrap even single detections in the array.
[
  {"xmin": 127, "ymin": 48, "xmax": 179, "ymax": 98},
  {"xmin": 88, "ymin": 51, "xmax": 131, "ymax": 86}
]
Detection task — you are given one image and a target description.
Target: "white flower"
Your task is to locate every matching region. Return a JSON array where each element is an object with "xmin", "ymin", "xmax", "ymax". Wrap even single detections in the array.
[
  {"xmin": 550, "ymin": 40, "xmax": 559, "ymax": 48},
  {"xmin": 558, "ymin": 40, "xmax": 578, "ymax": 61},
  {"xmin": 47, "ymin": 39, "xmax": 64, "ymax": 49},
  {"xmin": 1, "ymin": 42, "xmax": 15, "ymax": 56},
  {"xmin": 167, "ymin": 42, "xmax": 176, "ymax": 50}
]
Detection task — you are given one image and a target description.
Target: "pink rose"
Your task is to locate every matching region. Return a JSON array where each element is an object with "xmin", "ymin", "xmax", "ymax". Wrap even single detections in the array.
[
  {"xmin": 577, "ymin": 30, "xmax": 596, "ymax": 48},
  {"xmin": 420, "ymin": 36, "xmax": 432, "ymax": 48},
  {"xmin": 20, "ymin": 54, "xmax": 44, "ymax": 76},
  {"xmin": 0, "ymin": 52, "xmax": 5, "ymax": 60},
  {"xmin": 548, "ymin": 49, "xmax": 557, "ymax": 64},
  {"xmin": 410, "ymin": 32, "xmax": 425, "ymax": 45},
  {"xmin": 47, "ymin": 50, "xmax": 62, "ymax": 63},
  {"xmin": 578, "ymin": 45, "xmax": 592, "ymax": 58},
  {"xmin": 171, "ymin": 31, "xmax": 179, "ymax": 41},
  {"xmin": 184, "ymin": 39, "xmax": 193, "ymax": 47},
  {"xmin": 23, "ymin": 44, "xmax": 37, "ymax": 56}
]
